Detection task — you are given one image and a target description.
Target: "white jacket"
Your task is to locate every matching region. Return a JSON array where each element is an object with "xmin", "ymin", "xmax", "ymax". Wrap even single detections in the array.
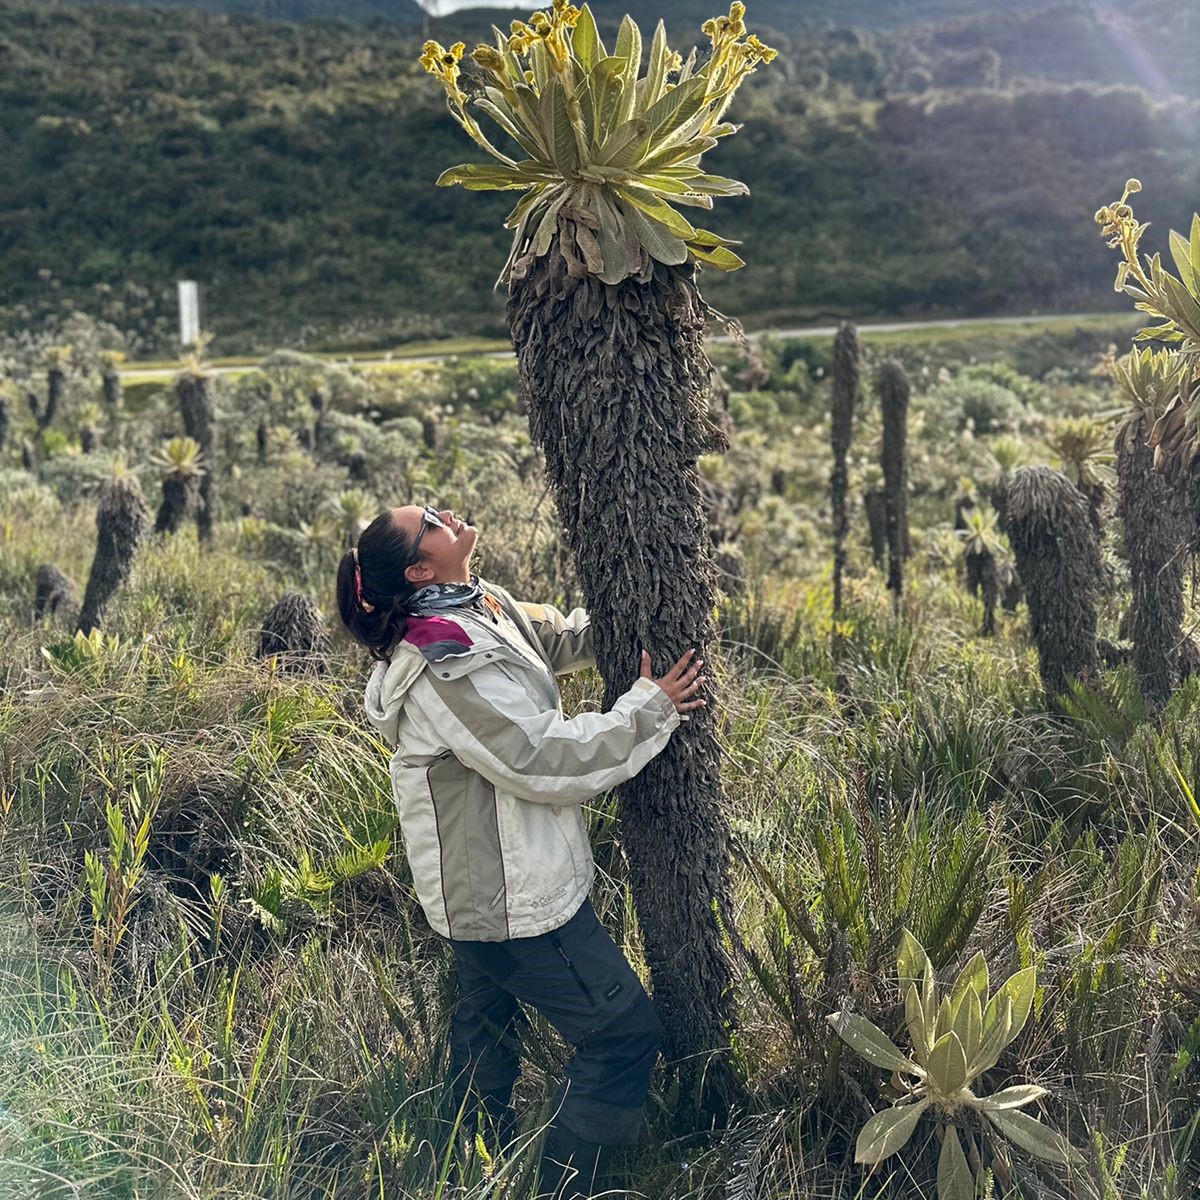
[{"xmin": 363, "ymin": 578, "xmax": 681, "ymax": 940}]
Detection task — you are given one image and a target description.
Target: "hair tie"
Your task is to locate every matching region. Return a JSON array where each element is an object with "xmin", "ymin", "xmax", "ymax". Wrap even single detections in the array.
[{"xmin": 352, "ymin": 547, "xmax": 376, "ymax": 613}]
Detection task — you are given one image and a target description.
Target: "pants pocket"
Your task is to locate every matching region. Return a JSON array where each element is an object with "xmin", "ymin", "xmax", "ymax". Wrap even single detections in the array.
[{"xmin": 548, "ymin": 932, "xmax": 597, "ymax": 1008}]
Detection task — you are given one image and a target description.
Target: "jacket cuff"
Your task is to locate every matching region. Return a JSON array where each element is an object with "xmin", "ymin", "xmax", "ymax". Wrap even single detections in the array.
[{"xmin": 630, "ymin": 675, "xmax": 683, "ymax": 728}]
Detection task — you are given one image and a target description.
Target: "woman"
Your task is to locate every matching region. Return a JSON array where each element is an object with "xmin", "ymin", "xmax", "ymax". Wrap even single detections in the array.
[{"xmin": 336, "ymin": 503, "xmax": 707, "ymax": 1200}]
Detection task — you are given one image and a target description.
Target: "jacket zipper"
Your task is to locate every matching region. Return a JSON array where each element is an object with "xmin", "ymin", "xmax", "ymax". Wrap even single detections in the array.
[{"xmin": 549, "ymin": 935, "xmax": 596, "ymax": 1007}]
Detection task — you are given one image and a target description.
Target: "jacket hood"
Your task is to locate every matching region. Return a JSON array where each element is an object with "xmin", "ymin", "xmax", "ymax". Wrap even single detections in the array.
[{"xmin": 363, "ymin": 646, "xmax": 427, "ymax": 748}]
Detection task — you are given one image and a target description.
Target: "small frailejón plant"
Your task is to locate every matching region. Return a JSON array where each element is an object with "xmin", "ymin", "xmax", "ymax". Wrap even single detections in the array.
[
  {"xmin": 1044, "ymin": 415, "xmax": 1113, "ymax": 536},
  {"xmin": 150, "ymin": 435, "xmax": 205, "ymax": 535},
  {"xmin": 957, "ymin": 507, "xmax": 1003, "ymax": 636},
  {"xmin": 828, "ymin": 930, "xmax": 1078, "ymax": 1199}
]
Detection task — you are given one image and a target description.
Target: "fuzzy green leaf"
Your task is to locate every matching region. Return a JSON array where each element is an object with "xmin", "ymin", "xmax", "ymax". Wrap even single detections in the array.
[
  {"xmin": 614, "ymin": 185, "xmax": 696, "ymax": 240},
  {"xmin": 985, "ymin": 968, "xmax": 1035, "ymax": 1047},
  {"xmin": 642, "ymin": 76, "xmax": 709, "ymax": 145},
  {"xmin": 827, "ymin": 1010, "xmax": 921, "ymax": 1073},
  {"xmin": 905, "ymin": 982, "xmax": 930, "ymax": 1065},
  {"xmin": 688, "ymin": 243, "xmax": 745, "ymax": 270},
  {"xmin": 572, "ymin": 4, "xmax": 602, "ymax": 70},
  {"xmin": 933, "ymin": 995, "xmax": 953, "ymax": 1043},
  {"xmin": 971, "ymin": 994, "xmax": 1012, "ymax": 1077},
  {"xmin": 636, "ymin": 173, "xmax": 701, "ymax": 196},
  {"xmin": 983, "ymin": 1108, "xmax": 1077, "ymax": 1165},
  {"xmin": 854, "ymin": 1100, "xmax": 929, "ymax": 1165},
  {"xmin": 614, "ymin": 15, "xmax": 641, "ymax": 122},
  {"xmin": 587, "ymin": 56, "xmax": 630, "ymax": 151},
  {"xmin": 928, "ymin": 1031, "xmax": 969, "ymax": 1094},
  {"xmin": 617, "ymin": 196, "xmax": 688, "ymax": 266},
  {"xmin": 898, "ymin": 928, "xmax": 931, "ymax": 996},
  {"xmin": 640, "ymin": 136, "xmax": 717, "ymax": 173},
  {"xmin": 503, "ymin": 182, "xmax": 548, "ymax": 229},
  {"xmin": 974, "ymin": 1084, "xmax": 1047, "ymax": 1111},
  {"xmin": 950, "ymin": 951, "xmax": 989, "ymax": 1008},
  {"xmin": 1170, "ymin": 228, "xmax": 1198, "ymax": 297},
  {"xmin": 953, "ymin": 986, "xmax": 982, "ymax": 1070},
  {"xmin": 528, "ymin": 39, "xmax": 553, "ymax": 92},
  {"xmin": 688, "ymin": 227, "xmax": 743, "ymax": 248},
  {"xmin": 937, "ymin": 1127, "xmax": 976, "ymax": 1200},
  {"xmin": 682, "ymin": 173, "xmax": 751, "ymax": 197},
  {"xmin": 436, "ymin": 163, "xmax": 536, "ymax": 191},
  {"xmin": 599, "ymin": 119, "xmax": 653, "ymax": 169},
  {"xmin": 536, "ymin": 78, "xmax": 578, "ymax": 175},
  {"xmin": 479, "ymin": 91, "xmax": 548, "ymax": 162},
  {"xmin": 642, "ymin": 19, "xmax": 670, "ymax": 109}
]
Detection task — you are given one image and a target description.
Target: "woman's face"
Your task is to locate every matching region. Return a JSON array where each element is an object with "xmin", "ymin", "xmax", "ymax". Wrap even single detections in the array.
[{"xmin": 392, "ymin": 506, "xmax": 478, "ymax": 586}]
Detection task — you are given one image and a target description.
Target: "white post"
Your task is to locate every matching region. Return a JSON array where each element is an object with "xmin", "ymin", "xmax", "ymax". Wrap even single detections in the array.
[
  {"xmin": 422, "ymin": 1, "xmax": 439, "ymax": 41},
  {"xmin": 178, "ymin": 280, "xmax": 202, "ymax": 348}
]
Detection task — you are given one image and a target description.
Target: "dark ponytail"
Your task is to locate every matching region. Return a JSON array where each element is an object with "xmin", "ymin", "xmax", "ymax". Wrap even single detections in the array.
[{"xmin": 336, "ymin": 510, "xmax": 424, "ymax": 663}]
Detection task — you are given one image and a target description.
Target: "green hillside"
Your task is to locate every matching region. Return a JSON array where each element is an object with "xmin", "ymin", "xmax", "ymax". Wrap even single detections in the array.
[
  {"xmin": 57, "ymin": 0, "xmax": 426, "ymax": 23},
  {"xmin": 2, "ymin": 0, "xmax": 1197, "ymax": 355}
]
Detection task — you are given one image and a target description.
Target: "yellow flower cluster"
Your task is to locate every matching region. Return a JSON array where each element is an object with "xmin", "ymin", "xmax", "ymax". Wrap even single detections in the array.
[
  {"xmin": 508, "ymin": 0, "xmax": 580, "ymax": 67},
  {"xmin": 742, "ymin": 33, "xmax": 778, "ymax": 66},
  {"xmin": 703, "ymin": 3, "xmax": 778, "ymax": 95},
  {"xmin": 702, "ymin": 1, "xmax": 747, "ymax": 40},
  {"xmin": 419, "ymin": 39, "xmax": 468, "ymax": 106},
  {"xmin": 1095, "ymin": 179, "xmax": 1149, "ymax": 292}
]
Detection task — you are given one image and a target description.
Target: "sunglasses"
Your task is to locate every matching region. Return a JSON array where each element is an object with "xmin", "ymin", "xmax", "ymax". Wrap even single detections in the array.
[{"xmin": 413, "ymin": 504, "xmax": 447, "ymax": 555}]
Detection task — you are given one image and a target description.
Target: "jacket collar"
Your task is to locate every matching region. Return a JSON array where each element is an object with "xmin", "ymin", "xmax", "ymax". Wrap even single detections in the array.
[{"xmin": 363, "ymin": 580, "xmax": 559, "ymax": 745}]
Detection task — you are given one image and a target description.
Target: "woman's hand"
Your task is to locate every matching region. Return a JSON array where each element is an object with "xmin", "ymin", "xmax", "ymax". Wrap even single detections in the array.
[{"xmin": 640, "ymin": 648, "xmax": 707, "ymax": 716}]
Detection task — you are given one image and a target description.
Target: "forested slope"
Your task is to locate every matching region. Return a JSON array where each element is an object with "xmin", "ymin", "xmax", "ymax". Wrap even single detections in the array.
[{"xmin": 2, "ymin": 0, "xmax": 1196, "ymax": 353}]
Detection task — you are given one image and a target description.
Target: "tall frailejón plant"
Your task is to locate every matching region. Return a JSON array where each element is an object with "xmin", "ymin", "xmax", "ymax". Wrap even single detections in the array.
[
  {"xmin": 1000, "ymin": 466, "xmax": 1100, "ymax": 699},
  {"xmin": 1096, "ymin": 183, "xmax": 1200, "ymax": 703},
  {"xmin": 421, "ymin": 1, "xmax": 777, "ymax": 1108},
  {"xmin": 879, "ymin": 359, "xmax": 910, "ymax": 612},
  {"xmin": 828, "ymin": 930, "xmax": 1078, "ymax": 1200},
  {"xmin": 77, "ymin": 471, "xmax": 150, "ymax": 635},
  {"xmin": 831, "ymin": 321, "xmax": 859, "ymax": 616},
  {"xmin": 1096, "ymin": 182, "xmax": 1200, "ymax": 518},
  {"xmin": 1109, "ymin": 348, "xmax": 1192, "ymax": 707}
]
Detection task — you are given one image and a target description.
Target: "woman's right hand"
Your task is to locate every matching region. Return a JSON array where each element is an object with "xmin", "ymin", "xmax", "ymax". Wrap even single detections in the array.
[{"xmin": 640, "ymin": 648, "xmax": 707, "ymax": 715}]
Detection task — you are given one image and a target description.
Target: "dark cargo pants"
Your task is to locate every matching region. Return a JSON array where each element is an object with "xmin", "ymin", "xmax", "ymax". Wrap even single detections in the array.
[{"xmin": 446, "ymin": 896, "xmax": 664, "ymax": 1146}]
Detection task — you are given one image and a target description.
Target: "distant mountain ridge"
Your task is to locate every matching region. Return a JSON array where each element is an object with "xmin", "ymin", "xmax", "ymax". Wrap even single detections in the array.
[
  {"xmin": 56, "ymin": 0, "xmax": 427, "ymax": 23},
  {"xmin": 39, "ymin": 0, "xmax": 1082, "ymax": 33}
]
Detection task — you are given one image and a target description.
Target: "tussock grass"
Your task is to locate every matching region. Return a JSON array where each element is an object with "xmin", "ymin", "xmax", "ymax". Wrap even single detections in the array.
[{"xmin": 1, "ymin": 326, "xmax": 1198, "ymax": 1198}]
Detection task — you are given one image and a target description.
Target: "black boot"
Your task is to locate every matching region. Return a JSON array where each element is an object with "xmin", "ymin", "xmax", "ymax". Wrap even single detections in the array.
[{"xmin": 536, "ymin": 1121, "xmax": 615, "ymax": 1200}]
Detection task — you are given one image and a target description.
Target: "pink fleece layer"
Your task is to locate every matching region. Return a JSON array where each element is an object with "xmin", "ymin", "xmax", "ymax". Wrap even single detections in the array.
[{"xmin": 403, "ymin": 616, "xmax": 473, "ymax": 649}]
